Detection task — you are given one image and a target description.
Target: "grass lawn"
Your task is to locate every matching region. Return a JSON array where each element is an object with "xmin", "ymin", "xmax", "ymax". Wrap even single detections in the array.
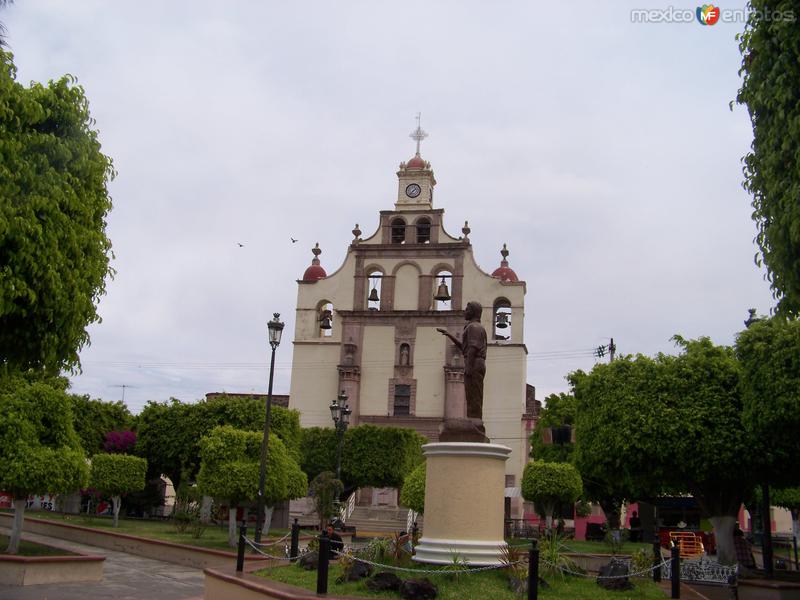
[
  {"xmin": 0, "ymin": 535, "xmax": 77, "ymax": 557},
  {"xmin": 507, "ymin": 538, "xmax": 652, "ymax": 555},
  {"xmin": 1, "ymin": 509, "xmax": 288, "ymax": 552},
  {"xmin": 256, "ymin": 561, "xmax": 668, "ymax": 600}
]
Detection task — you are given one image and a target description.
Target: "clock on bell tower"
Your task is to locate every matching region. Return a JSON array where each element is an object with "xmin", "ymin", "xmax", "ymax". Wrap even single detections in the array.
[{"xmin": 395, "ymin": 114, "xmax": 435, "ymax": 211}]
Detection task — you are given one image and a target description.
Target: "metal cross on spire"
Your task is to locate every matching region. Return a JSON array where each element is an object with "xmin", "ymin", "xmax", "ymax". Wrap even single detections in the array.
[{"xmin": 409, "ymin": 112, "xmax": 428, "ymax": 156}]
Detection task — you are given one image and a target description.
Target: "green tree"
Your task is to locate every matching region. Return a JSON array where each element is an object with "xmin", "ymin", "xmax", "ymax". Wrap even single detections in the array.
[
  {"xmin": 299, "ymin": 427, "xmax": 338, "ymax": 483},
  {"xmin": 772, "ymin": 487, "xmax": 800, "ymax": 540},
  {"xmin": 308, "ymin": 471, "xmax": 344, "ymax": 531},
  {"xmin": 0, "ymin": 50, "xmax": 115, "ymax": 374},
  {"xmin": 196, "ymin": 425, "xmax": 307, "ymax": 547},
  {"xmin": 736, "ymin": 317, "xmax": 800, "ymax": 488},
  {"xmin": 573, "ymin": 338, "xmax": 755, "ymax": 565},
  {"xmin": 521, "ymin": 461, "xmax": 582, "ymax": 532},
  {"xmin": 529, "ymin": 392, "xmax": 576, "ymax": 463},
  {"xmin": 135, "ymin": 397, "xmax": 301, "ymax": 490},
  {"xmin": 89, "ymin": 453, "xmax": 147, "ymax": 527},
  {"xmin": 341, "ymin": 425, "xmax": 425, "ymax": 489},
  {"xmin": 70, "ymin": 395, "xmax": 132, "ymax": 456},
  {"xmin": 399, "ymin": 462, "xmax": 426, "ymax": 515},
  {"xmin": 0, "ymin": 377, "xmax": 89, "ymax": 553},
  {"xmin": 736, "ymin": 3, "xmax": 800, "ymax": 315}
]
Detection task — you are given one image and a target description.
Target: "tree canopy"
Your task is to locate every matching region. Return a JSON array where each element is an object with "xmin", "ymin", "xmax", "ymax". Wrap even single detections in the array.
[
  {"xmin": 89, "ymin": 453, "xmax": 147, "ymax": 526},
  {"xmin": 0, "ymin": 50, "xmax": 115, "ymax": 374},
  {"xmin": 69, "ymin": 394, "xmax": 132, "ymax": 456},
  {"xmin": 737, "ymin": 3, "xmax": 800, "ymax": 315},
  {"xmin": 0, "ymin": 377, "xmax": 88, "ymax": 552},
  {"xmin": 529, "ymin": 392, "xmax": 576, "ymax": 463},
  {"xmin": 521, "ymin": 460, "xmax": 582, "ymax": 529},
  {"xmin": 736, "ymin": 316, "xmax": 800, "ymax": 488},
  {"xmin": 399, "ymin": 461, "xmax": 426, "ymax": 515},
  {"xmin": 135, "ymin": 396, "xmax": 302, "ymax": 489},
  {"xmin": 340, "ymin": 424, "xmax": 425, "ymax": 489},
  {"xmin": 573, "ymin": 337, "xmax": 754, "ymax": 564}
]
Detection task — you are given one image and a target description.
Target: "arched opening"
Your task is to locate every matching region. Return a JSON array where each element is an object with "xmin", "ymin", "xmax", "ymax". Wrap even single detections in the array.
[
  {"xmin": 391, "ymin": 218, "xmax": 406, "ymax": 244},
  {"xmin": 416, "ymin": 218, "xmax": 431, "ymax": 244},
  {"xmin": 318, "ymin": 301, "xmax": 334, "ymax": 338},
  {"xmin": 434, "ymin": 270, "xmax": 452, "ymax": 311},
  {"xmin": 367, "ymin": 271, "xmax": 383, "ymax": 311},
  {"xmin": 494, "ymin": 298, "xmax": 512, "ymax": 341}
]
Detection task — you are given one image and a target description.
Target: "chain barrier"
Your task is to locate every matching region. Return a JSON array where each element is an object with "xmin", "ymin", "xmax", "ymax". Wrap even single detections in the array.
[
  {"xmin": 244, "ymin": 537, "xmax": 296, "ymax": 561},
  {"xmin": 539, "ymin": 557, "xmax": 671, "ymax": 580},
  {"xmin": 332, "ymin": 549, "xmax": 526, "ymax": 576},
  {"xmin": 245, "ymin": 531, "xmax": 291, "ymax": 548}
]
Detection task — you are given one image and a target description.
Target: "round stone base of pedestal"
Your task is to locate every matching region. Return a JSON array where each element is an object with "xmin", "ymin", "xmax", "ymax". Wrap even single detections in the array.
[
  {"xmin": 413, "ymin": 537, "xmax": 508, "ymax": 565},
  {"xmin": 413, "ymin": 442, "xmax": 511, "ymax": 566}
]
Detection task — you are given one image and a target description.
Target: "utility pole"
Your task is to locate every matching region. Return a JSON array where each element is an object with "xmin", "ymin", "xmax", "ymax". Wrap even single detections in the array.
[
  {"xmin": 594, "ymin": 338, "xmax": 616, "ymax": 363},
  {"xmin": 110, "ymin": 384, "xmax": 136, "ymax": 403}
]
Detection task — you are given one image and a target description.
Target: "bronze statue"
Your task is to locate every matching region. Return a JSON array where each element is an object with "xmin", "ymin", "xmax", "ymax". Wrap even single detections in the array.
[{"xmin": 437, "ymin": 301, "xmax": 487, "ymax": 420}]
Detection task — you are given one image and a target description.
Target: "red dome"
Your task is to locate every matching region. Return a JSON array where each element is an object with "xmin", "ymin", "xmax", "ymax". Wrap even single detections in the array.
[
  {"xmin": 303, "ymin": 264, "xmax": 326, "ymax": 281},
  {"xmin": 406, "ymin": 154, "xmax": 426, "ymax": 169},
  {"xmin": 492, "ymin": 266, "xmax": 518, "ymax": 282}
]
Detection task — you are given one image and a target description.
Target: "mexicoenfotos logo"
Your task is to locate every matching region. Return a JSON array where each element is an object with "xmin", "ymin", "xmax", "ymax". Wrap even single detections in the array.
[{"xmin": 696, "ymin": 4, "xmax": 721, "ymax": 25}]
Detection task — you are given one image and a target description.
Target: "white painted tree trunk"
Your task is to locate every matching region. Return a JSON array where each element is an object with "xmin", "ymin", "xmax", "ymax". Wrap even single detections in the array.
[
  {"xmin": 112, "ymin": 495, "xmax": 121, "ymax": 527},
  {"xmin": 710, "ymin": 515, "xmax": 736, "ymax": 566},
  {"xmin": 200, "ymin": 495, "xmax": 213, "ymax": 524},
  {"xmin": 6, "ymin": 499, "xmax": 26, "ymax": 554},
  {"xmin": 263, "ymin": 506, "xmax": 274, "ymax": 538},
  {"xmin": 228, "ymin": 504, "xmax": 238, "ymax": 548}
]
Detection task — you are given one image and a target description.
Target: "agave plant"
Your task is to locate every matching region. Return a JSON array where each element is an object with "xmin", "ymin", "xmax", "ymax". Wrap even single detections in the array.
[{"xmin": 538, "ymin": 532, "xmax": 580, "ymax": 581}]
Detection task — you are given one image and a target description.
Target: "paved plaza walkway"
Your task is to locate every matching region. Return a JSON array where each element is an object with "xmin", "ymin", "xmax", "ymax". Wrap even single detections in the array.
[{"xmin": 0, "ymin": 527, "xmax": 204, "ymax": 600}]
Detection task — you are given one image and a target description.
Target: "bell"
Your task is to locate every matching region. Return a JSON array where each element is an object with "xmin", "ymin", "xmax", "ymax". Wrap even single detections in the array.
[
  {"xmin": 320, "ymin": 311, "xmax": 332, "ymax": 330},
  {"xmin": 434, "ymin": 278, "xmax": 451, "ymax": 302},
  {"xmin": 368, "ymin": 287, "xmax": 380, "ymax": 303},
  {"xmin": 496, "ymin": 312, "xmax": 509, "ymax": 329}
]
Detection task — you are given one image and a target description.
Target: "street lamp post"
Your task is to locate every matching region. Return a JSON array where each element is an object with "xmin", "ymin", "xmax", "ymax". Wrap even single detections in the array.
[
  {"xmin": 255, "ymin": 313, "xmax": 284, "ymax": 544},
  {"xmin": 329, "ymin": 391, "xmax": 352, "ymax": 481}
]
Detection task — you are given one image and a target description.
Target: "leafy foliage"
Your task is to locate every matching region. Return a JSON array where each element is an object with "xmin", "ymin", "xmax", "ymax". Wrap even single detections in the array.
[
  {"xmin": 135, "ymin": 396, "xmax": 301, "ymax": 488},
  {"xmin": 529, "ymin": 392, "xmax": 576, "ymax": 463},
  {"xmin": 0, "ymin": 50, "xmax": 115, "ymax": 373},
  {"xmin": 736, "ymin": 316, "xmax": 800, "ymax": 487},
  {"xmin": 69, "ymin": 395, "xmax": 132, "ymax": 456},
  {"xmin": 573, "ymin": 337, "xmax": 755, "ymax": 564},
  {"xmin": 0, "ymin": 377, "xmax": 89, "ymax": 497},
  {"xmin": 341, "ymin": 424, "xmax": 425, "ymax": 489},
  {"xmin": 308, "ymin": 471, "xmax": 343, "ymax": 530},
  {"xmin": 89, "ymin": 453, "xmax": 147, "ymax": 497},
  {"xmin": 299, "ymin": 427, "xmax": 338, "ymax": 483},
  {"xmin": 399, "ymin": 461, "xmax": 426, "ymax": 514},
  {"xmin": 521, "ymin": 461, "xmax": 582, "ymax": 526},
  {"xmin": 196, "ymin": 425, "xmax": 307, "ymax": 507},
  {"xmin": 737, "ymin": 5, "xmax": 800, "ymax": 315}
]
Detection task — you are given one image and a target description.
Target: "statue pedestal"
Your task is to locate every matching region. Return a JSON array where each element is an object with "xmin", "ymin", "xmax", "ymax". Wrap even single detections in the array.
[{"xmin": 413, "ymin": 442, "xmax": 510, "ymax": 566}]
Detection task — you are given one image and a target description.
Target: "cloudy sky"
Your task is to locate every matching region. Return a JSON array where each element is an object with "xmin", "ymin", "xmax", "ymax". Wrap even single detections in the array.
[{"xmin": 5, "ymin": 1, "xmax": 774, "ymax": 413}]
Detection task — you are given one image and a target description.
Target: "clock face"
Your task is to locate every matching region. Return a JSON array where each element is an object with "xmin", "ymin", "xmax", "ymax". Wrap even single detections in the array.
[{"xmin": 405, "ymin": 183, "xmax": 421, "ymax": 198}]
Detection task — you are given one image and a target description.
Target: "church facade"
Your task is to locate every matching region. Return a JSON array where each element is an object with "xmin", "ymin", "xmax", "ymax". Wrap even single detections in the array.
[{"xmin": 288, "ymin": 131, "xmax": 531, "ymax": 516}]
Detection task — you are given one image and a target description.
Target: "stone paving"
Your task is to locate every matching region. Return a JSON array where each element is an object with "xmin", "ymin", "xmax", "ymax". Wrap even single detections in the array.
[{"xmin": 0, "ymin": 527, "xmax": 204, "ymax": 600}]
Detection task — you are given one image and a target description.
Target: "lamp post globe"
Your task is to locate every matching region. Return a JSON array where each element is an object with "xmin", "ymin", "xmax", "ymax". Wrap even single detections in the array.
[
  {"xmin": 256, "ymin": 313, "xmax": 284, "ymax": 544},
  {"xmin": 330, "ymin": 391, "xmax": 351, "ymax": 482}
]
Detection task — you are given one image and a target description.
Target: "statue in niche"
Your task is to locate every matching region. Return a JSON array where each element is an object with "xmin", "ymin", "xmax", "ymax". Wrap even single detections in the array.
[
  {"xmin": 437, "ymin": 301, "xmax": 487, "ymax": 420},
  {"xmin": 399, "ymin": 344, "xmax": 410, "ymax": 366}
]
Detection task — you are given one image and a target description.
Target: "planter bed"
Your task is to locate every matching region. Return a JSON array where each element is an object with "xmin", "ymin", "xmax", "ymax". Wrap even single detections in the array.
[
  {"xmin": 0, "ymin": 512, "xmax": 268, "ymax": 571},
  {"xmin": 0, "ymin": 552, "xmax": 104, "ymax": 586}
]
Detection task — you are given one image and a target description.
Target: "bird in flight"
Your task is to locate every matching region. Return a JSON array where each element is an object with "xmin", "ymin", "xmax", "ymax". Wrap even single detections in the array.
[
  {"xmin": 291, "ymin": 238, "xmax": 298, "ymax": 243},
  {"xmin": 237, "ymin": 243, "xmax": 244, "ymax": 247}
]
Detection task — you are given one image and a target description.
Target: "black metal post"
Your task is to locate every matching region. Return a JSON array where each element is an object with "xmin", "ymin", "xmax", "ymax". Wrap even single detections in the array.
[
  {"xmin": 317, "ymin": 531, "xmax": 330, "ymax": 595},
  {"xmin": 671, "ymin": 544, "xmax": 680, "ymax": 599},
  {"xmin": 762, "ymin": 482, "xmax": 774, "ymax": 577},
  {"xmin": 255, "ymin": 344, "xmax": 277, "ymax": 543},
  {"xmin": 335, "ymin": 424, "xmax": 344, "ymax": 481},
  {"xmin": 290, "ymin": 518, "xmax": 300, "ymax": 562},
  {"xmin": 236, "ymin": 522, "xmax": 246, "ymax": 572},
  {"xmin": 528, "ymin": 539, "xmax": 539, "ymax": 600},
  {"xmin": 793, "ymin": 535, "xmax": 798, "ymax": 571},
  {"xmin": 653, "ymin": 540, "xmax": 662, "ymax": 582}
]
